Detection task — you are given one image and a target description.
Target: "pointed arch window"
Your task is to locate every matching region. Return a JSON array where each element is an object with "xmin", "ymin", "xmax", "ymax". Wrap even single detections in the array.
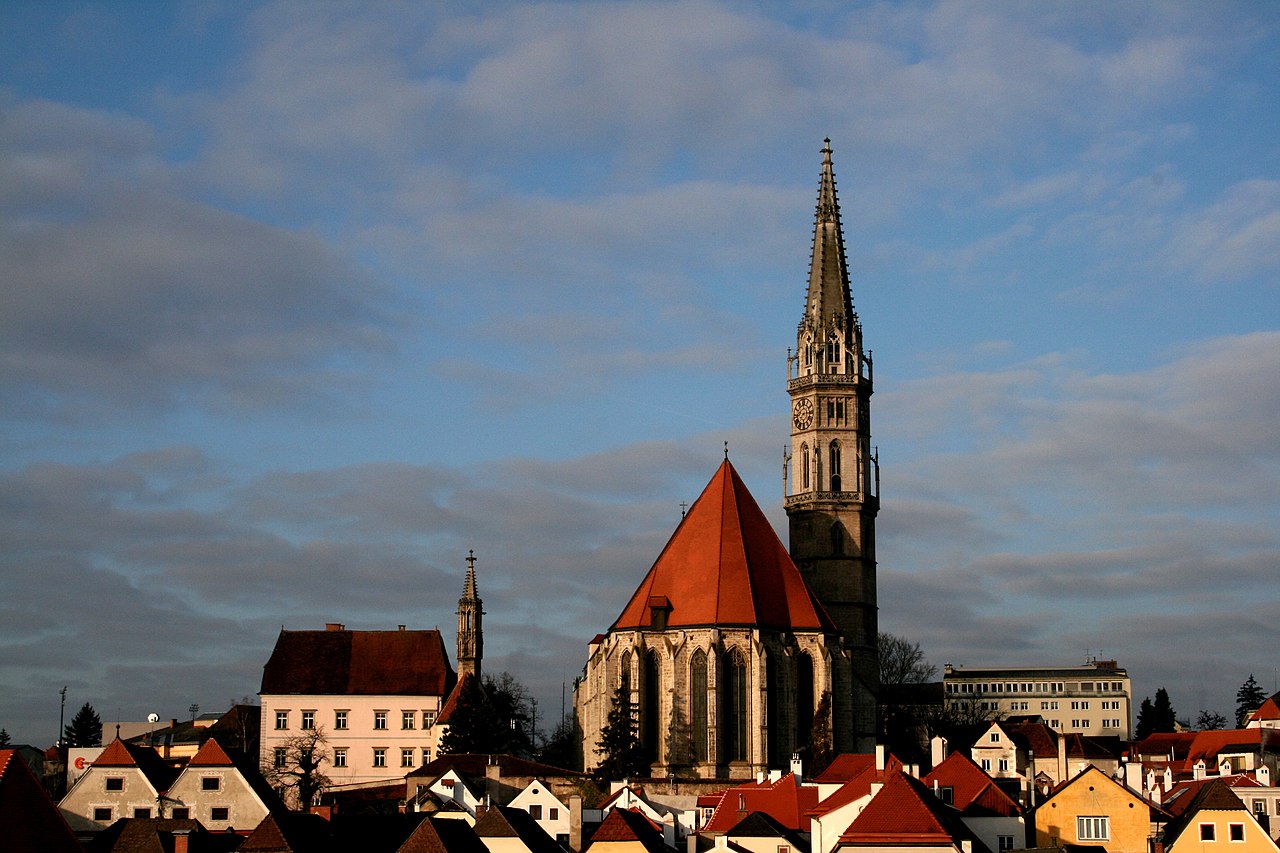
[
  {"xmin": 800, "ymin": 443, "xmax": 810, "ymax": 490},
  {"xmin": 722, "ymin": 648, "xmax": 748, "ymax": 762},
  {"xmin": 620, "ymin": 651, "xmax": 632, "ymax": 694},
  {"xmin": 826, "ymin": 336, "xmax": 840, "ymax": 367},
  {"xmin": 829, "ymin": 440, "xmax": 842, "ymax": 492},
  {"xmin": 690, "ymin": 650, "xmax": 708, "ymax": 763},
  {"xmin": 642, "ymin": 651, "xmax": 659, "ymax": 765},
  {"xmin": 795, "ymin": 653, "xmax": 814, "ymax": 748}
]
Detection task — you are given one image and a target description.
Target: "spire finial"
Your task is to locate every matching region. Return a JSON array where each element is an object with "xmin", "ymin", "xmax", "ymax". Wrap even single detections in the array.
[
  {"xmin": 466, "ymin": 549, "xmax": 476, "ymax": 571},
  {"xmin": 724, "ymin": 441, "xmax": 729, "ymax": 460}
]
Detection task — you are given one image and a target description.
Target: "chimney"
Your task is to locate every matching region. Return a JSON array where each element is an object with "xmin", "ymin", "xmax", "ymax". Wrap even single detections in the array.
[
  {"xmin": 326, "ymin": 623, "xmax": 344, "ymax": 631},
  {"xmin": 931, "ymin": 736, "xmax": 948, "ymax": 769},
  {"xmin": 399, "ymin": 624, "xmax": 406, "ymax": 631},
  {"xmin": 768, "ymin": 769, "xmax": 782, "ymax": 783},
  {"xmin": 1056, "ymin": 734, "xmax": 1067, "ymax": 784},
  {"xmin": 569, "ymin": 794, "xmax": 584, "ymax": 853},
  {"xmin": 791, "ymin": 752, "xmax": 804, "ymax": 779},
  {"xmin": 172, "ymin": 830, "xmax": 191, "ymax": 853},
  {"xmin": 876, "ymin": 744, "xmax": 886, "ymax": 771}
]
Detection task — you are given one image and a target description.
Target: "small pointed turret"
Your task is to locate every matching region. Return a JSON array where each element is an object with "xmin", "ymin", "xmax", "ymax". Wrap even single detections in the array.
[{"xmin": 456, "ymin": 550, "xmax": 483, "ymax": 681}]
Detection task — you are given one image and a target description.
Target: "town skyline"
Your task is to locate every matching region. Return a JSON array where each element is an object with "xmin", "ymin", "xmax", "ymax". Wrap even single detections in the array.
[{"xmin": 3, "ymin": 2, "xmax": 1279, "ymax": 746}]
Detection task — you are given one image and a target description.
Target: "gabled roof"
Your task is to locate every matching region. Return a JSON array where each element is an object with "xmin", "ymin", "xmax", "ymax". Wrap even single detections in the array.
[
  {"xmin": 1134, "ymin": 732, "xmax": 1198, "ymax": 761},
  {"xmin": 809, "ymin": 755, "xmax": 904, "ymax": 818},
  {"xmin": 727, "ymin": 811, "xmax": 808, "ymax": 851},
  {"xmin": 91, "ymin": 738, "xmax": 178, "ymax": 791},
  {"xmin": 1039, "ymin": 765, "xmax": 1168, "ymax": 820},
  {"xmin": 813, "ymin": 753, "xmax": 877, "ymax": 784},
  {"xmin": 408, "ymin": 752, "xmax": 581, "ymax": 783},
  {"xmin": 474, "ymin": 805, "xmax": 564, "ymax": 853},
  {"xmin": 1247, "ymin": 692, "xmax": 1280, "ymax": 724},
  {"xmin": 611, "ymin": 461, "xmax": 835, "ymax": 632},
  {"xmin": 1187, "ymin": 728, "xmax": 1277, "ymax": 764},
  {"xmin": 703, "ymin": 772, "xmax": 820, "ymax": 833},
  {"xmin": 401, "ymin": 814, "xmax": 489, "ymax": 853},
  {"xmin": 174, "ymin": 736, "xmax": 286, "ymax": 815},
  {"xmin": 1161, "ymin": 776, "xmax": 1260, "ymax": 818},
  {"xmin": 991, "ymin": 721, "xmax": 1059, "ymax": 758},
  {"xmin": 0, "ymin": 749, "xmax": 81, "ymax": 853},
  {"xmin": 86, "ymin": 818, "xmax": 242, "ymax": 853},
  {"xmin": 1162, "ymin": 780, "xmax": 1254, "ymax": 848},
  {"xmin": 923, "ymin": 752, "xmax": 1021, "ymax": 817},
  {"xmin": 238, "ymin": 811, "xmax": 335, "ymax": 852},
  {"xmin": 588, "ymin": 808, "xmax": 672, "ymax": 853},
  {"xmin": 261, "ymin": 627, "xmax": 456, "ymax": 696},
  {"xmin": 188, "ymin": 737, "xmax": 235, "ymax": 766},
  {"xmin": 838, "ymin": 772, "xmax": 984, "ymax": 851}
]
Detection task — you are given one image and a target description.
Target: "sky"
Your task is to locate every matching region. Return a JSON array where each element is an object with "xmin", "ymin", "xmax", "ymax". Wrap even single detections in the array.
[{"xmin": 2, "ymin": 1, "xmax": 1278, "ymax": 747}]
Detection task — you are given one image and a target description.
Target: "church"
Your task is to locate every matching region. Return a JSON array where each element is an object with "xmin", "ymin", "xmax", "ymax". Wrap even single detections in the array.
[{"xmin": 575, "ymin": 141, "xmax": 880, "ymax": 779}]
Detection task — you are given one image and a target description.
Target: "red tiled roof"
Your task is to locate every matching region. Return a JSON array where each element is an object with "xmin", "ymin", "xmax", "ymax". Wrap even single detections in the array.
[
  {"xmin": 1248, "ymin": 693, "xmax": 1280, "ymax": 723},
  {"xmin": 703, "ymin": 773, "xmax": 820, "ymax": 833},
  {"xmin": 189, "ymin": 737, "xmax": 235, "ymax": 766},
  {"xmin": 838, "ymin": 772, "xmax": 974, "ymax": 848},
  {"xmin": 261, "ymin": 627, "xmax": 455, "ymax": 696},
  {"xmin": 809, "ymin": 755, "xmax": 903, "ymax": 818},
  {"xmin": 813, "ymin": 753, "xmax": 877, "ymax": 783},
  {"xmin": 612, "ymin": 461, "xmax": 834, "ymax": 632},
  {"xmin": 0, "ymin": 749, "xmax": 82, "ymax": 853},
  {"xmin": 592, "ymin": 807, "xmax": 663, "ymax": 841},
  {"xmin": 92, "ymin": 737, "xmax": 179, "ymax": 790},
  {"xmin": 922, "ymin": 752, "xmax": 1021, "ymax": 817},
  {"xmin": 1186, "ymin": 728, "xmax": 1277, "ymax": 764}
]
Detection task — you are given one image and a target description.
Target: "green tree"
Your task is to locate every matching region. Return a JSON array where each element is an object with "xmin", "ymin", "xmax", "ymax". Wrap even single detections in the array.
[
  {"xmin": 439, "ymin": 675, "xmax": 498, "ymax": 755},
  {"xmin": 0, "ymin": 728, "xmax": 10, "ymax": 747},
  {"xmin": 539, "ymin": 713, "xmax": 582, "ymax": 772},
  {"xmin": 263, "ymin": 727, "xmax": 331, "ymax": 810},
  {"xmin": 1236, "ymin": 675, "xmax": 1266, "ymax": 727},
  {"xmin": 593, "ymin": 681, "xmax": 646, "ymax": 782},
  {"xmin": 1135, "ymin": 688, "xmax": 1177, "ymax": 739},
  {"xmin": 64, "ymin": 702, "xmax": 103, "ymax": 747},
  {"xmin": 807, "ymin": 691, "xmax": 834, "ymax": 775},
  {"xmin": 1195, "ymin": 710, "xmax": 1228, "ymax": 731}
]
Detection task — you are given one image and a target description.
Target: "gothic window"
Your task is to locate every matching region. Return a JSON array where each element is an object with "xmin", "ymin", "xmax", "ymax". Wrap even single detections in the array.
[
  {"xmin": 826, "ymin": 337, "xmax": 839, "ymax": 365},
  {"xmin": 800, "ymin": 443, "xmax": 809, "ymax": 489},
  {"xmin": 795, "ymin": 653, "xmax": 814, "ymax": 747},
  {"xmin": 831, "ymin": 522, "xmax": 844, "ymax": 556},
  {"xmin": 643, "ymin": 651, "xmax": 660, "ymax": 764},
  {"xmin": 722, "ymin": 648, "xmax": 748, "ymax": 763},
  {"xmin": 690, "ymin": 649, "xmax": 708, "ymax": 763},
  {"xmin": 829, "ymin": 440, "xmax": 842, "ymax": 491},
  {"xmin": 620, "ymin": 651, "xmax": 631, "ymax": 693},
  {"xmin": 766, "ymin": 654, "xmax": 783, "ymax": 767}
]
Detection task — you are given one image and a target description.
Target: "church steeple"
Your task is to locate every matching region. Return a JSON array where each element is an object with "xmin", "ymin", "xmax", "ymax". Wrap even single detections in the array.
[
  {"xmin": 456, "ymin": 550, "xmax": 483, "ymax": 681},
  {"xmin": 785, "ymin": 140, "xmax": 878, "ymax": 747}
]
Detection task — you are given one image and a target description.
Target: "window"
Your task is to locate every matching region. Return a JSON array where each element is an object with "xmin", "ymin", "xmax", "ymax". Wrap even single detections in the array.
[
  {"xmin": 1200, "ymin": 824, "xmax": 1216, "ymax": 842},
  {"xmin": 301, "ymin": 710, "xmax": 315, "ymax": 730},
  {"xmin": 980, "ymin": 758, "xmax": 992, "ymax": 771},
  {"xmin": 275, "ymin": 710, "xmax": 289, "ymax": 730},
  {"xmin": 373, "ymin": 748, "xmax": 387, "ymax": 767},
  {"xmin": 1071, "ymin": 700, "xmax": 1090, "ymax": 710},
  {"xmin": 423, "ymin": 710, "xmax": 437, "ymax": 728},
  {"xmin": 105, "ymin": 776, "xmax": 124, "ymax": 791},
  {"xmin": 401, "ymin": 748, "xmax": 414, "ymax": 767},
  {"xmin": 273, "ymin": 747, "xmax": 286, "ymax": 768},
  {"xmin": 374, "ymin": 711, "xmax": 388, "ymax": 730},
  {"xmin": 530, "ymin": 804, "xmax": 543, "ymax": 820},
  {"xmin": 1078, "ymin": 817, "xmax": 1110, "ymax": 841},
  {"xmin": 201, "ymin": 776, "xmax": 220, "ymax": 791},
  {"xmin": 1230, "ymin": 824, "xmax": 1245, "ymax": 842},
  {"xmin": 211, "ymin": 807, "xmax": 229, "ymax": 822},
  {"xmin": 422, "ymin": 748, "xmax": 431, "ymax": 765},
  {"xmin": 94, "ymin": 807, "xmax": 113, "ymax": 822},
  {"xmin": 403, "ymin": 710, "xmax": 416, "ymax": 730},
  {"xmin": 990, "ymin": 732, "xmax": 1000, "ymax": 742},
  {"xmin": 999, "ymin": 758, "xmax": 1010, "ymax": 772},
  {"xmin": 550, "ymin": 807, "xmax": 559, "ymax": 820},
  {"xmin": 1252, "ymin": 800, "xmax": 1265, "ymax": 815},
  {"xmin": 133, "ymin": 807, "xmax": 151, "ymax": 818},
  {"xmin": 937, "ymin": 787, "xmax": 954, "ymax": 805},
  {"xmin": 335, "ymin": 709, "xmax": 348, "ymax": 730},
  {"xmin": 172, "ymin": 807, "xmax": 190, "ymax": 819},
  {"xmin": 998, "ymin": 836, "xmax": 1015, "ymax": 851},
  {"xmin": 333, "ymin": 748, "xmax": 347, "ymax": 768}
]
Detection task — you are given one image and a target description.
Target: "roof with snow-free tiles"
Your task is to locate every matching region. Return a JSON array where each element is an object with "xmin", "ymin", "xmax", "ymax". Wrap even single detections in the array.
[
  {"xmin": 0, "ymin": 749, "xmax": 82, "ymax": 853},
  {"xmin": 703, "ymin": 772, "xmax": 821, "ymax": 833},
  {"xmin": 922, "ymin": 752, "xmax": 1021, "ymax": 817},
  {"xmin": 611, "ymin": 460, "xmax": 835, "ymax": 632},
  {"xmin": 260, "ymin": 627, "xmax": 455, "ymax": 696},
  {"xmin": 837, "ymin": 771, "xmax": 982, "ymax": 850}
]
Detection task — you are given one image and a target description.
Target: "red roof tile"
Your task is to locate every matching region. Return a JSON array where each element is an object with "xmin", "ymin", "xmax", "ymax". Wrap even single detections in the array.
[
  {"xmin": 612, "ymin": 461, "xmax": 834, "ymax": 632},
  {"xmin": 838, "ymin": 772, "xmax": 971, "ymax": 847},
  {"xmin": 922, "ymin": 752, "xmax": 1021, "ymax": 817},
  {"xmin": 1248, "ymin": 693, "xmax": 1280, "ymax": 723},
  {"xmin": 188, "ymin": 737, "xmax": 235, "ymax": 766},
  {"xmin": 0, "ymin": 749, "xmax": 81, "ymax": 853},
  {"xmin": 703, "ymin": 773, "xmax": 820, "ymax": 833},
  {"xmin": 261, "ymin": 627, "xmax": 455, "ymax": 696},
  {"xmin": 92, "ymin": 737, "xmax": 179, "ymax": 790},
  {"xmin": 809, "ymin": 755, "xmax": 903, "ymax": 818},
  {"xmin": 813, "ymin": 753, "xmax": 877, "ymax": 783}
]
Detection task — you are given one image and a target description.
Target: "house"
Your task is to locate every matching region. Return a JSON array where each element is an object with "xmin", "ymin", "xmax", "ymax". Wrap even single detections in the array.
[
  {"xmin": 59, "ymin": 737, "xmax": 179, "ymax": 833},
  {"xmin": 922, "ymin": 751, "xmax": 1024, "ymax": 853},
  {"xmin": 584, "ymin": 808, "xmax": 676, "ymax": 853},
  {"xmin": 833, "ymin": 770, "xmax": 987, "ymax": 853},
  {"xmin": 259, "ymin": 623, "xmax": 457, "ymax": 800},
  {"xmin": 1162, "ymin": 780, "xmax": 1279, "ymax": 853},
  {"xmin": 1031, "ymin": 765, "xmax": 1166, "ymax": 853},
  {"xmin": 599, "ymin": 783, "xmax": 696, "ymax": 846},
  {"xmin": 164, "ymin": 737, "xmax": 283, "ymax": 832},
  {"xmin": 723, "ymin": 811, "xmax": 808, "ymax": 853},
  {"xmin": 806, "ymin": 750, "xmax": 904, "ymax": 853},
  {"xmin": 700, "ymin": 772, "xmax": 820, "ymax": 837},
  {"xmin": 474, "ymin": 804, "xmax": 568, "ymax": 853},
  {"xmin": 510, "ymin": 778, "xmax": 574, "ymax": 847},
  {"xmin": 84, "ymin": 817, "xmax": 242, "ymax": 853},
  {"xmin": 944, "ymin": 662, "xmax": 1132, "ymax": 739},
  {"xmin": 0, "ymin": 747, "xmax": 82, "ymax": 853},
  {"xmin": 1247, "ymin": 693, "xmax": 1280, "ymax": 730},
  {"xmin": 238, "ymin": 811, "xmax": 336, "ymax": 851}
]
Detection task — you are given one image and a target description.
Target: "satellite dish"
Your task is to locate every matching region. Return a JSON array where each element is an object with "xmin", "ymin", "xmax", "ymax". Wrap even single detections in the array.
[{"xmin": 147, "ymin": 713, "xmax": 159, "ymax": 723}]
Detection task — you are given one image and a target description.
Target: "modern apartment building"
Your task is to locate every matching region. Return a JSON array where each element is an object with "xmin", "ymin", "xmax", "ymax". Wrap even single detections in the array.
[{"xmin": 943, "ymin": 660, "xmax": 1132, "ymax": 739}]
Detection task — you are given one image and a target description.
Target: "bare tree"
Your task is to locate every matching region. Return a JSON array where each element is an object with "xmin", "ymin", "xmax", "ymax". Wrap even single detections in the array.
[
  {"xmin": 878, "ymin": 632, "xmax": 938, "ymax": 686},
  {"xmin": 263, "ymin": 727, "xmax": 331, "ymax": 811}
]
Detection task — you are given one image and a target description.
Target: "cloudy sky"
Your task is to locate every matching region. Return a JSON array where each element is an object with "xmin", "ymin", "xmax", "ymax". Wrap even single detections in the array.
[{"xmin": 2, "ymin": 1, "xmax": 1278, "ymax": 746}]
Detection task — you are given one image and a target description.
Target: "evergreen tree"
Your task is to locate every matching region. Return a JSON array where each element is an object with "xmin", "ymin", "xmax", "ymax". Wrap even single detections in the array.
[
  {"xmin": 486, "ymin": 672, "xmax": 535, "ymax": 756},
  {"xmin": 64, "ymin": 702, "xmax": 103, "ymax": 747},
  {"xmin": 1236, "ymin": 674, "xmax": 1266, "ymax": 727},
  {"xmin": 807, "ymin": 691, "xmax": 834, "ymax": 775},
  {"xmin": 439, "ymin": 675, "xmax": 498, "ymax": 755},
  {"xmin": 539, "ymin": 714, "xmax": 582, "ymax": 772},
  {"xmin": 1136, "ymin": 689, "xmax": 1177, "ymax": 739},
  {"xmin": 593, "ymin": 681, "xmax": 645, "ymax": 782},
  {"xmin": 1135, "ymin": 696, "xmax": 1156, "ymax": 739},
  {"xmin": 0, "ymin": 728, "xmax": 10, "ymax": 747}
]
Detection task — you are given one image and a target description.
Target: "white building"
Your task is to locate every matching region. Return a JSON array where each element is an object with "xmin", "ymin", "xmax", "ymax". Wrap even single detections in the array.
[{"xmin": 943, "ymin": 660, "xmax": 1132, "ymax": 739}]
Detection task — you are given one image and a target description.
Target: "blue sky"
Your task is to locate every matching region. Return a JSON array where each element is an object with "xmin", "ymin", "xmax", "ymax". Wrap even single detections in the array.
[{"xmin": 2, "ymin": 1, "xmax": 1279, "ymax": 745}]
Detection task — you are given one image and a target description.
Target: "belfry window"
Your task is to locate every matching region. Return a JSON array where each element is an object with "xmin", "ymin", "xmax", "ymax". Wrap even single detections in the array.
[
  {"xmin": 826, "ymin": 337, "xmax": 839, "ymax": 365},
  {"xmin": 829, "ymin": 441, "xmax": 842, "ymax": 491}
]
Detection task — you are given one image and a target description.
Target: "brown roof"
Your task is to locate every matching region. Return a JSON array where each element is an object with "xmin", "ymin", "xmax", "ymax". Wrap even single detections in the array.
[
  {"xmin": 260, "ymin": 627, "xmax": 455, "ymax": 696},
  {"xmin": 922, "ymin": 752, "xmax": 1021, "ymax": 818},
  {"xmin": 589, "ymin": 808, "xmax": 672, "ymax": 853},
  {"xmin": 838, "ymin": 772, "xmax": 983, "ymax": 850},
  {"xmin": 0, "ymin": 749, "xmax": 81, "ymax": 853},
  {"xmin": 1163, "ymin": 780, "xmax": 1253, "ymax": 847},
  {"xmin": 475, "ymin": 806, "xmax": 565, "ymax": 853},
  {"xmin": 612, "ymin": 461, "xmax": 835, "ymax": 632}
]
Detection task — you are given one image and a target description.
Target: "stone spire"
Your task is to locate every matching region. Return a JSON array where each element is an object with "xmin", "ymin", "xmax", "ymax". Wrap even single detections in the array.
[
  {"xmin": 456, "ymin": 550, "xmax": 483, "ymax": 681},
  {"xmin": 802, "ymin": 138, "xmax": 857, "ymax": 346}
]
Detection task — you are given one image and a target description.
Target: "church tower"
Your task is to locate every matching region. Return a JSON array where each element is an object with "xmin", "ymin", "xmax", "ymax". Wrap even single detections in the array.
[
  {"xmin": 456, "ymin": 550, "xmax": 483, "ymax": 681},
  {"xmin": 785, "ymin": 140, "xmax": 879, "ymax": 717}
]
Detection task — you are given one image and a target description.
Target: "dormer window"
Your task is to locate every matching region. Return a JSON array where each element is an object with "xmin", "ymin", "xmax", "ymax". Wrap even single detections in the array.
[{"xmin": 648, "ymin": 596, "xmax": 671, "ymax": 630}]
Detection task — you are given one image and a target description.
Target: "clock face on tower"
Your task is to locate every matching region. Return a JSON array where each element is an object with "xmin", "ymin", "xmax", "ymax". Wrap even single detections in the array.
[{"xmin": 793, "ymin": 397, "xmax": 814, "ymax": 429}]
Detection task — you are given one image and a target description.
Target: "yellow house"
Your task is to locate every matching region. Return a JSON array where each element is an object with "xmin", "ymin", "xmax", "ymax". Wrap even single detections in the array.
[
  {"xmin": 1033, "ymin": 765, "xmax": 1164, "ymax": 853},
  {"xmin": 1165, "ymin": 780, "xmax": 1279, "ymax": 853}
]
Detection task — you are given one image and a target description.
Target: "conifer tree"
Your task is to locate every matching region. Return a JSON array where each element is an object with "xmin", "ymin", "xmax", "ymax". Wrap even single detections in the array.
[
  {"xmin": 0, "ymin": 728, "xmax": 10, "ymax": 747},
  {"xmin": 593, "ymin": 681, "xmax": 646, "ymax": 782},
  {"xmin": 439, "ymin": 675, "xmax": 497, "ymax": 755},
  {"xmin": 1136, "ymin": 688, "xmax": 1177, "ymax": 739},
  {"xmin": 808, "ymin": 691, "xmax": 833, "ymax": 775},
  {"xmin": 1236, "ymin": 674, "xmax": 1266, "ymax": 727},
  {"xmin": 64, "ymin": 702, "xmax": 102, "ymax": 748}
]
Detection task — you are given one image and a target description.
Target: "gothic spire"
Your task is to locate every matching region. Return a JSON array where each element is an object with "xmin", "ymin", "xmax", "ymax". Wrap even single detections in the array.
[
  {"xmin": 456, "ymin": 550, "xmax": 483, "ymax": 680},
  {"xmin": 803, "ymin": 139, "xmax": 856, "ymax": 338}
]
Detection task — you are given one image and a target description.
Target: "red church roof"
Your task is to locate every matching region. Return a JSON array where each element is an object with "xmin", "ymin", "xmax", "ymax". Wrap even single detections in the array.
[{"xmin": 612, "ymin": 461, "xmax": 834, "ymax": 632}]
